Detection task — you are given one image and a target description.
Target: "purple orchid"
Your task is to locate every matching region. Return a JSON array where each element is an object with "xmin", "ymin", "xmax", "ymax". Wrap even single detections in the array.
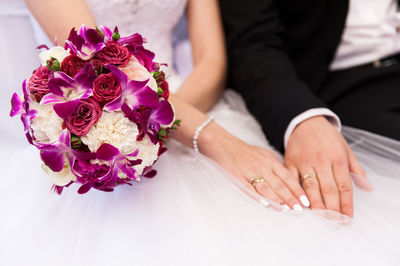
[
  {"xmin": 37, "ymin": 129, "xmax": 75, "ymax": 173},
  {"xmin": 98, "ymin": 26, "xmax": 117, "ymax": 42},
  {"xmin": 96, "ymin": 143, "xmax": 142, "ymax": 180},
  {"xmin": 103, "ymin": 65, "xmax": 159, "ymax": 112},
  {"xmin": 111, "ymin": 29, "xmax": 156, "ymax": 72},
  {"xmin": 119, "ymin": 32, "xmax": 146, "ymax": 48},
  {"xmin": 99, "ymin": 25, "xmax": 146, "ymax": 50},
  {"xmin": 40, "ymin": 63, "xmax": 95, "ymax": 119},
  {"xmin": 98, "ymin": 26, "xmax": 113, "ymax": 41},
  {"xmin": 135, "ymin": 100, "xmax": 174, "ymax": 143},
  {"xmin": 76, "ymin": 143, "xmax": 142, "ymax": 194},
  {"xmin": 65, "ymin": 25, "xmax": 105, "ymax": 60},
  {"xmin": 10, "ymin": 80, "xmax": 38, "ymax": 144},
  {"xmin": 131, "ymin": 46, "xmax": 156, "ymax": 72}
]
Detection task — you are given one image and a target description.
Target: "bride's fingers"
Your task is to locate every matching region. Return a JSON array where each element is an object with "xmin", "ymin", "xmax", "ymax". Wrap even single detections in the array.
[
  {"xmin": 265, "ymin": 173, "xmax": 303, "ymax": 211},
  {"xmin": 273, "ymin": 165, "xmax": 310, "ymax": 208},
  {"xmin": 252, "ymin": 180, "xmax": 284, "ymax": 206},
  {"xmin": 236, "ymin": 177, "xmax": 272, "ymax": 207}
]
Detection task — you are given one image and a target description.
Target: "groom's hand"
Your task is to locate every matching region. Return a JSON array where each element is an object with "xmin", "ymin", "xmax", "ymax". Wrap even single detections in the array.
[{"xmin": 284, "ymin": 116, "xmax": 369, "ymax": 217}]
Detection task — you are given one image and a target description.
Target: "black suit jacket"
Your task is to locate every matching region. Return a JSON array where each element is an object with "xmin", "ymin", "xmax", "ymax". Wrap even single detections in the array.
[{"xmin": 219, "ymin": 0, "xmax": 349, "ymax": 151}]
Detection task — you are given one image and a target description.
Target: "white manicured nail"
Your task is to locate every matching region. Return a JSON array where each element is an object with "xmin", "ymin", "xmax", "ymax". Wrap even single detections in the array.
[
  {"xmin": 300, "ymin": 195, "xmax": 310, "ymax": 207},
  {"xmin": 259, "ymin": 199, "xmax": 270, "ymax": 207},
  {"xmin": 293, "ymin": 204, "xmax": 303, "ymax": 212},
  {"xmin": 282, "ymin": 204, "xmax": 290, "ymax": 211}
]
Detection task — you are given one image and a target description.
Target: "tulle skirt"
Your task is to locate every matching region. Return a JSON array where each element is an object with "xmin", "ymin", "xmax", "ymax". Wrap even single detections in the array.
[{"xmin": 1, "ymin": 90, "xmax": 400, "ymax": 266}]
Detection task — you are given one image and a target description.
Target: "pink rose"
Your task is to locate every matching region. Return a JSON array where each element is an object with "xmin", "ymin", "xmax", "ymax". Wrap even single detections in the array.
[
  {"xmin": 120, "ymin": 56, "xmax": 158, "ymax": 92},
  {"xmin": 27, "ymin": 66, "xmax": 52, "ymax": 102},
  {"xmin": 92, "ymin": 73, "xmax": 122, "ymax": 104},
  {"xmin": 65, "ymin": 98, "xmax": 102, "ymax": 136},
  {"xmin": 92, "ymin": 41, "xmax": 130, "ymax": 67}
]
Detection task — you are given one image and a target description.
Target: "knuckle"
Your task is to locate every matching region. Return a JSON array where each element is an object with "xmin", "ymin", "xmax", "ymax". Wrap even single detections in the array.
[
  {"xmin": 332, "ymin": 154, "xmax": 347, "ymax": 166},
  {"xmin": 315, "ymin": 152, "xmax": 327, "ymax": 164},
  {"xmin": 338, "ymin": 183, "xmax": 352, "ymax": 194},
  {"xmin": 323, "ymin": 185, "xmax": 339, "ymax": 195}
]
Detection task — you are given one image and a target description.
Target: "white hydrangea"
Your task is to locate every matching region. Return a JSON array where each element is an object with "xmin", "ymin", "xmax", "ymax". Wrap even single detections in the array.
[
  {"xmin": 133, "ymin": 136, "xmax": 160, "ymax": 174},
  {"xmin": 84, "ymin": 111, "xmax": 160, "ymax": 177},
  {"xmin": 39, "ymin": 46, "xmax": 70, "ymax": 66},
  {"xmin": 41, "ymin": 160, "xmax": 76, "ymax": 186},
  {"xmin": 115, "ymin": 136, "xmax": 160, "ymax": 178},
  {"xmin": 81, "ymin": 111, "xmax": 140, "ymax": 154},
  {"xmin": 30, "ymin": 102, "xmax": 63, "ymax": 144}
]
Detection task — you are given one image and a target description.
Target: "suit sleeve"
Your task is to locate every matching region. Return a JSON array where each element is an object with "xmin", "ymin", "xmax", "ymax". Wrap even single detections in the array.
[{"xmin": 219, "ymin": 0, "xmax": 327, "ymax": 151}]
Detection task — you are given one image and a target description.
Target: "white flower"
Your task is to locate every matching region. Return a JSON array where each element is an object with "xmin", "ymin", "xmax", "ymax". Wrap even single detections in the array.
[
  {"xmin": 84, "ymin": 111, "xmax": 160, "ymax": 176},
  {"xmin": 89, "ymin": 135, "xmax": 159, "ymax": 178},
  {"xmin": 82, "ymin": 111, "xmax": 160, "ymax": 177},
  {"xmin": 41, "ymin": 160, "xmax": 76, "ymax": 186},
  {"xmin": 132, "ymin": 136, "xmax": 160, "ymax": 175},
  {"xmin": 81, "ymin": 111, "xmax": 140, "ymax": 154},
  {"xmin": 39, "ymin": 46, "xmax": 70, "ymax": 66},
  {"xmin": 30, "ymin": 102, "xmax": 63, "ymax": 144}
]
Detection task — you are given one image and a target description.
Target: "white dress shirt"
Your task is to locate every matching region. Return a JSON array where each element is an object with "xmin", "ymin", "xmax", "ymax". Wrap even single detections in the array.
[{"xmin": 284, "ymin": 0, "xmax": 400, "ymax": 148}]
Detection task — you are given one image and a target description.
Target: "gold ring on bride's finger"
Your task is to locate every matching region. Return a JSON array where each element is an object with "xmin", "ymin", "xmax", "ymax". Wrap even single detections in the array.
[
  {"xmin": 302, "ymin": 173, "xmax": 318, "ymax": 182},
  {"xmin": 250, "ymin": 177, "xmax": 265, "ymax": 186}
]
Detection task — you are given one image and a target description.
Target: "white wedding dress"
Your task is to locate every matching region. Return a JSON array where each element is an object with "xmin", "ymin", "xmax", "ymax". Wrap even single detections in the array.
[{"xmin": 1, "ymin": 0, "xmax": 400, "ymax": 265}]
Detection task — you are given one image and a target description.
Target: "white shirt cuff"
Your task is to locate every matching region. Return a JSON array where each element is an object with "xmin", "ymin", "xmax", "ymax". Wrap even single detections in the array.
[{"xmin": 283, "ymin": 108, "xmax": 342, "ymax": 149}]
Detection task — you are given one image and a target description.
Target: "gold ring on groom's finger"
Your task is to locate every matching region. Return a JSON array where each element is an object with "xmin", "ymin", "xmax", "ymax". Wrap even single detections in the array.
[
  {"xmin": 250, "ymin": 177, "xmax": 265, "ymax": 186},
  {"xmin": 302, "ymin": 173, "xmax": 318, "ymax": 182}
]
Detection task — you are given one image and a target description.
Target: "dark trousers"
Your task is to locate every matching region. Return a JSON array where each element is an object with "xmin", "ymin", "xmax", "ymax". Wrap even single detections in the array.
[{"xmin": 319, "ymin": 57, "xmax": 400, "ymax": 141}]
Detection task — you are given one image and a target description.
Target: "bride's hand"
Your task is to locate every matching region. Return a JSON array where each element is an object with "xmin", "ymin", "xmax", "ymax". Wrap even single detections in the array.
[{"xmin": 199, "ymin": 122, "xmax": 309, "ymax": 211}]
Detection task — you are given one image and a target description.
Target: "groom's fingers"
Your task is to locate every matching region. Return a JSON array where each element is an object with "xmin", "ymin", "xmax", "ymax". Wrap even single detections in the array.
[
  {"xmin": 297, "ymin": 166, "xmax": 325, "ymax": 210},
  {"xmin": 332, "ymin": 162, "xmax": 354, "ymax": 217},
  {"xmin": 345, "ymin": 143, "xmax": 373, "ymax": 191},
  {"xmin": 314, "ymin": 164, "xmax": 341, "ymax": 214}
]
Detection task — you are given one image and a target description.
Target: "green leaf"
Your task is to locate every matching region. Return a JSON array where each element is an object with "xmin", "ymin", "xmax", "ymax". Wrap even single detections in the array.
[
  {"xmin": 158, "ymin": 128, "xmax": 167, "ymax": 137},
  {"xmin": 173, "ymin": 119, "xmax": 182, "ymax": 126},
  {"xmin": 96, "ymin": 26, "xmax": 105, "ymax": 39},
  {"xmin": 157, "ymin": 87, "xmax": 163, "ymax": 96}
]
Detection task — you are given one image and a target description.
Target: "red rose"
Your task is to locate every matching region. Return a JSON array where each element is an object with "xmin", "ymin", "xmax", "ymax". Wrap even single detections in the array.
[
  {"xmin": 92, "ymin": 41, "xmax": 130, "ymax": 67},
  {"xmin": 60, "ymin": 55, "xmax": 86, "ymax": 77},
  {"xmin": 92, "ymin": 73, "xmax": 122, "ymax": 104},
  {"xmin": 65, "ymin": 98, "xmax": 102, "ymax": 136},
  {"xmin": 27, "ymin": 66, "xmax": 52, "ymax": 102}
]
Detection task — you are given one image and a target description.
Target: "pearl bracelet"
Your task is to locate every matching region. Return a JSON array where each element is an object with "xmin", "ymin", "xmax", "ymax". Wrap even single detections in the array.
[{"xmin": 193, "ymin": 116, "xmax": 214, "ymax": 153}]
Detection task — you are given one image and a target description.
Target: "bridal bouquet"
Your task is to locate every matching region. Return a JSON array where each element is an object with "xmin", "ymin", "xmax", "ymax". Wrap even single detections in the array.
[{"xmin": 10, "ymin": 25, "xmax": 179, "ymax": 194}]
